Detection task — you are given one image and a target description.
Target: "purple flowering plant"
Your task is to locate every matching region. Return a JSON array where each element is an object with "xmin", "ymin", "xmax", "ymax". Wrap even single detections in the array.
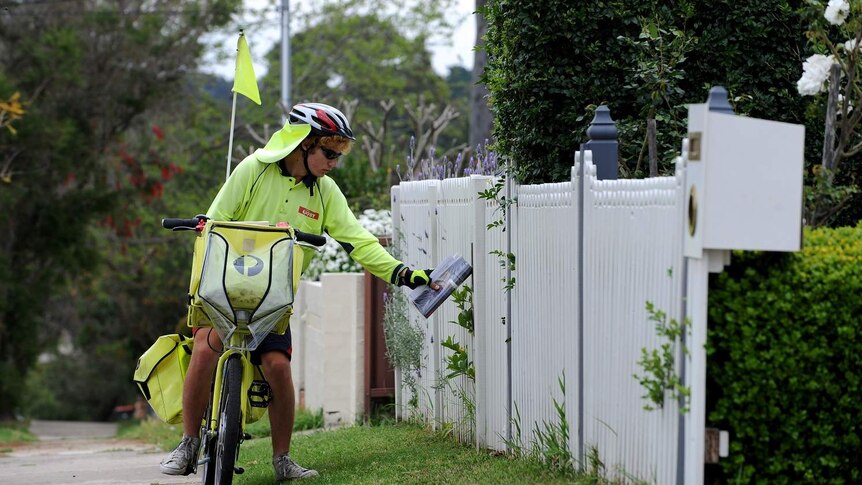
[{"xmin": 396, "ymin": 137, "xmax": 499, "ymax": 182}]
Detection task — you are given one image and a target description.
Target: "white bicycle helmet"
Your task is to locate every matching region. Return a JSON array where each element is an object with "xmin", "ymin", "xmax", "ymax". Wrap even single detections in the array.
[{"xmin": 288, "ymin": 102, "xmax": 355, "ymax": 140}]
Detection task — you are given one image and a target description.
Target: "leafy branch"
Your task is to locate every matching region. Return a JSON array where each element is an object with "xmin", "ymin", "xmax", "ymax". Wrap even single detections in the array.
[
  {"xmin": 633, "ymin": 301, "xmax": 690, "ymax": 412},
  {"xmin": 441, "ymin": 285, "xmax": 475, "ymax": 381},
  {"xmin": 478, "ymin": 161, "xmax": 517, "ymax": 291}
]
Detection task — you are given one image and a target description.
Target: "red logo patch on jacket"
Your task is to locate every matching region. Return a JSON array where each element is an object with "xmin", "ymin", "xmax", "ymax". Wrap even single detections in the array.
[{"xmin": 299, "ymin": 206, "xmax": 319, "ymax": 220}]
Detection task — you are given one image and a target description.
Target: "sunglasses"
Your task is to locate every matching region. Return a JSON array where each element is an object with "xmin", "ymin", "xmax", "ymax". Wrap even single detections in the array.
[{"xmin": 320, "ymin": 146, "xmax": 342, "ymax": 160}]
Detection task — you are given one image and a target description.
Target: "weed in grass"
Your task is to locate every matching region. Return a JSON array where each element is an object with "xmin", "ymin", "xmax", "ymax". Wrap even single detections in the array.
[
  {"xmin": 382, "ymin": 282, "xmax": 424, "ymax": 417},
  {"xmin": 580, "ymin": 445, "xmax": 653, "ymax": 485},
  {"xmin": 531, "ymin": 372, "xmax": 574, "ymax": 475},
  {"xmin": 432, "ymin": 369, "xmax": 476, "ymax": 443},
  {"xmin": 585, "ymin": 445, "xmax": 607, "ymax": 480},
  {"xmin": 502, "ymin": 401, "xmax": 526, "ymax": 458},
  {"xmin": 116, "ymin": 419, "xmax": 182, "ymax": 450},
  {"xmin": 0, "ymin": 422, "xmax": 36, "ymax": 445},
  {"xmin": 295, "ymin": 407, "xmax": 324, "ymax": 431},
  {"xmin": 502, "ymin": 383, "xmax": 657, "ymax": 484},
  {"xmin": 364, "ymin": 399, "xmax": 397, "ymax": 426}
]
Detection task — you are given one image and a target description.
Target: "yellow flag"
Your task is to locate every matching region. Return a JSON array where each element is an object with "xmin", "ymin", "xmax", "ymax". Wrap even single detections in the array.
[{"xmin": 232, "ymin": 32, "xmax": 261, "ymax": 105}]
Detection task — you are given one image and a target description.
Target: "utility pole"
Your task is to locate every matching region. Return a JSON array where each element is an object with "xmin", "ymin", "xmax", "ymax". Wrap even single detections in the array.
[{"xmin": 280, "ymin": 0, "xmax": 291, "ymax": 121}]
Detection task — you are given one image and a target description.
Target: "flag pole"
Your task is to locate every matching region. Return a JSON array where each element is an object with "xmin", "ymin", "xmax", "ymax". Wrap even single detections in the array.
[
  {"xmin": 226, "ymin": 91, "xmax": 237, "ymax": 182},
  {"xmin": 228, "ymin": 29, "xmax": 261, "ymax": 181}
]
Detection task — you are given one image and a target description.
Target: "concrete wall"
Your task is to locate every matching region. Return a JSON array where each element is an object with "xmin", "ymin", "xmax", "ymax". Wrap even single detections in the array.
[{"xmin": 291, "ymin": 273, "xmax": 365, "ymax": 427}]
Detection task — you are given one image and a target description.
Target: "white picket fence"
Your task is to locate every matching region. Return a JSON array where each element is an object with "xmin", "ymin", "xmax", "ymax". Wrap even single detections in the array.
[{"xmin": 391, "ymin": 151, "xmax": 689, "ymax": 483}]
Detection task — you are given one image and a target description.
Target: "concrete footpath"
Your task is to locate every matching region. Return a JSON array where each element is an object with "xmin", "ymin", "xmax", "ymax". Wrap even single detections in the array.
[{"xmin": 0, "ymin": 420, "xmax": 198, "ymax": 485}]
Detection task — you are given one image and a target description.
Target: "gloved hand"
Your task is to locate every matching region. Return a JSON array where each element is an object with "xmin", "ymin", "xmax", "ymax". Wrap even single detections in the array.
[{"xmin": 398, "ymin": 267, "xmax": 435, "ymax": 289}]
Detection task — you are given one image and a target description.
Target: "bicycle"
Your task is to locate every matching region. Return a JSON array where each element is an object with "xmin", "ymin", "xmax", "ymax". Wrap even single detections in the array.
[{"xmin": 162, "ymin": 214, "xmax": 326, "ymax": 485}]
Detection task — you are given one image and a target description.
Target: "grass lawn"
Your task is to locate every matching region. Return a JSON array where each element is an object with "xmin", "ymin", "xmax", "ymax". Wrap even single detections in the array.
[
  {"xmin": 119, "ymin": 412, "xmax": 609, "ymax": 483},
  {"xmin": 3, "ymin": 414, "xmax": 617, "ymax": 483},
  {"xmin": 233, "ymin": 423, "xmax": 581, "ymax": 485}
]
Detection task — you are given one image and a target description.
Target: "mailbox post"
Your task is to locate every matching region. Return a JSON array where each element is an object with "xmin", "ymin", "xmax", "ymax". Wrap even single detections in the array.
[{"xmin": 681, "ymin": 98, "xmax": 804, "ymax": 485}]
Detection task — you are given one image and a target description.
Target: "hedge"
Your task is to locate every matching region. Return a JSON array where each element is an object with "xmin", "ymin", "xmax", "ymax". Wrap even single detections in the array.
[
  {"xmin": 707, "ymin": 223, "xmax": 862, "ymax": 483},
  {"xmin": 481, "ymin": 1, "xmax": 811, "ymax": 183}
]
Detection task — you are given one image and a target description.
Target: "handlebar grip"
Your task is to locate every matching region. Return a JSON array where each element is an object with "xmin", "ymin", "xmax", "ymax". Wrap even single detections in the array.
[
  {"xmin": 162, "ymin": 217, "xmax": 204, "ymax": 230},
  {"xmin": 294, "ymin": 230, "xmax": 327, "ymax": 247}
]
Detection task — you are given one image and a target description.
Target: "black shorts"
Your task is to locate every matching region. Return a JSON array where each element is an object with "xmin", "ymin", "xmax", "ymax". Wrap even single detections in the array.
[
  {"xmin": 250, "ymin": 328, "xmax": 293, "ymax": 365},
  {"xmin": 193, "ymin": 327, "xmax": 292, "ymax": 365}
]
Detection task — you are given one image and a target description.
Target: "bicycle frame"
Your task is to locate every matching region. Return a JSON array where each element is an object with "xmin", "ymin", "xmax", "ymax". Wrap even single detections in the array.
[
  {"xmin": 161, "ymin": 216, "xmax": 323, "ymax": 485},
  {"xmin": 206, "ymin": 347, "xmax": 254, "ymax": 441}
]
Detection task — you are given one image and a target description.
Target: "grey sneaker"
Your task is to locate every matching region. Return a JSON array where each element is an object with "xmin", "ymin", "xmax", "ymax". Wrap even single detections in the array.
[
  {"xmin": 273, "ymin": 453, "xmax": 319, "ymax": 481},
  {"xmin": 160, "ymin": 435, "xmax": 200, "ymax": 476}
]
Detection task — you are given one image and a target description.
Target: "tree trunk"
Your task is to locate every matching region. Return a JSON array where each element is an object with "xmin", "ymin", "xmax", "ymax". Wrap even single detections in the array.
[
  {"xmin": 469, "ymin": 0, "xmax": 493, "ymax": 151},
  {"xmin": 822, "ymin": 62, "xmax": 841, "ymax": 184}
]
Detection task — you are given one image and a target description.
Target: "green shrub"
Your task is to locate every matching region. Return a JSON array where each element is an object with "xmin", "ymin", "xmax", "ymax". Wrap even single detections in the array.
[
  {"xmin": 481, "ymin": 1, "xmax": 813, "ymax": 184},
  {"xmin": 707, "ymin": 223, "xmax": 862, "ymax": 483}
]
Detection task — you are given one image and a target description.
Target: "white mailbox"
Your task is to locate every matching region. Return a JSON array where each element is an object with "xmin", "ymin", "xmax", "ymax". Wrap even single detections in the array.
[{"xmin": 684, "ymin": 104, "xmax": 805, "ymax": 258}]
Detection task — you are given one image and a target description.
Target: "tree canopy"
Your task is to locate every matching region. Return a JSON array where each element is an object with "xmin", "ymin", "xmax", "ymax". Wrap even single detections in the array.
[
  {"xmin": 251, "ymin": 2, "xmax": 468, "ymax": 207},
  {"xmin": 0, "ymin": 0, "xmax": 472, "ymax": 420},
  {"xmin": 0, "ymin": 0, "xmax": 241, "ymax": 419}
]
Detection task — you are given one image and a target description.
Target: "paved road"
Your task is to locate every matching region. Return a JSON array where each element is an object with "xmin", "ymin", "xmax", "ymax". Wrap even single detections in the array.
[{"xmin": 0, "ymin": 420, "xmax": 199, "ymax": 485}]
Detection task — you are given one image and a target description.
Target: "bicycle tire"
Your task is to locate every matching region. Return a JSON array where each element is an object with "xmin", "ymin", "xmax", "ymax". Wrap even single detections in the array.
[
  {"xmin": 199, "ymin": 398, "xmax": 216, "ymax": 485},
  {"xmin": 214, "ymin": 355, "xmax": 243, "ymax": 485}
]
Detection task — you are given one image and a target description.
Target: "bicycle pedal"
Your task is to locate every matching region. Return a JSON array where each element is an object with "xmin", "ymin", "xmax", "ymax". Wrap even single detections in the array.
[
  {"xmin": 248, "ymin": 380, "xmax": 273, "ymax": 408},
  {"xmin": 235, "ymin": 467, "xmax": 245, "ymax": 475}
]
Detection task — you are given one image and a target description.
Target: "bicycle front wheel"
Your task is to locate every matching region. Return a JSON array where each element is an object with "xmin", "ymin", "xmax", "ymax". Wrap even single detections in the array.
[
  {"xmin": 214, "ymin": 355, "xmax": 243, "ymax": 485},
  {"xmin": 199, "ymin": 397, "xmax": 216, "ymax": 485}
]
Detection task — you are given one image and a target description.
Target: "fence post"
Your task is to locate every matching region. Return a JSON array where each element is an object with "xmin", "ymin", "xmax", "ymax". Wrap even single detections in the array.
[
  {"xmin": 706, "ymin": 86, "xmax": 735, "ymax": 114},
  {"xmin": 681, "ymin": 85, "xmax": 736, "ymax": 485},
  {"xmin": 390, "ymin": 185, "xmax": 403, "ymax": 421},
  {"xmin": 471, "ymin": 176, "xmax": 490, "ymax": 449},
  {"xmin": 575, "ymin": 146, "xmax": 587, "ymax": 465},
  {"xmin": 585, "ymin": 105, "xmax": 619, "ymax": 180},
  {"xmin": 429, "ymin": 181, "xmax": 443, "ymax": 429}
]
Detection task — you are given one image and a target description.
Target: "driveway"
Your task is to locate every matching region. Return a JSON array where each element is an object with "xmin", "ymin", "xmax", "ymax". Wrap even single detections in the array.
[{"xmin": 0, "ymin": 420, "xmax": 198, "ymax": 485}]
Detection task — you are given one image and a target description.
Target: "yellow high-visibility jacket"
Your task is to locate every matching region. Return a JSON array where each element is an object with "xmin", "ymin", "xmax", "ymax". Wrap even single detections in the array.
[{"xmin": 207, "ymin": 154, "xmax": 404, "ymax": 283}]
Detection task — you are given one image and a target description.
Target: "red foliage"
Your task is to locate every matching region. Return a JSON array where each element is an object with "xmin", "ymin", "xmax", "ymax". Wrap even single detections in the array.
[
  {"xmin": 150, "ymin": 181, "xmax": 163, "ymax": 199},
  {"xmin": 151, "ymin": 124, "xmax": 165, "ymax": 141}
]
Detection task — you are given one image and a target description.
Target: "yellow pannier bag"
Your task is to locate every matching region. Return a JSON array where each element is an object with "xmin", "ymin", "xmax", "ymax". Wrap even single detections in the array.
[
  {"xmin": 133, "ymin": 334, "xmax": 193, "ymax": 424},
  {"xmin": 133, "ymin": 334, "xmax": 269, "ymax": 425}
]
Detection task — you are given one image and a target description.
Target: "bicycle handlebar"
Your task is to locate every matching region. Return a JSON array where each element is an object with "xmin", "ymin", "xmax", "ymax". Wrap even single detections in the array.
[
  {"xmin": 294, "ymin": 231, "xmax": 327, "ymax": 247},
  {"xmin": 161, "ymin": 216, "xmax": 327, "ymax": 247},
  {"xmin": 161, "ymin": 217, "xmax": 204, "ymax": 230}
]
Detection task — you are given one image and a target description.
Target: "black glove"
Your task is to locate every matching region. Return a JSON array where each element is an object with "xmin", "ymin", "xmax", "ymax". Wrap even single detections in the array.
[{"xmin": 398, "ymin": 268, "xmax": 434, "ymax": 289}]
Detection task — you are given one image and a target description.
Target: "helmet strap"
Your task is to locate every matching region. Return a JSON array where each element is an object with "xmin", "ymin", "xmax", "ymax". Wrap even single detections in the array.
[{"xmin": 300, "ymin": 146, "xmax": 318, "ymax": 195}]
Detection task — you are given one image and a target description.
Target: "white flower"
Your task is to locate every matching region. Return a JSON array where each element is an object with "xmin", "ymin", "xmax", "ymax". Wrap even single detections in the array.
[
  {"xmin": 825, "ymin": 0, "xmax": 850, "ymax": 26},
  {"xmin": 797, "ymin": 54, "xmax": 837, "ymax": 96},
  {"xmin": 838, "ymin": 94, "xmax": 854, "ymax": 113},
  {"xmin": 845, "ymin": 38, "xmax": 858, "ymax": 51},
  {"xmin": 303, "ymin": 208, "xmax": 393, "ymax": 280}
]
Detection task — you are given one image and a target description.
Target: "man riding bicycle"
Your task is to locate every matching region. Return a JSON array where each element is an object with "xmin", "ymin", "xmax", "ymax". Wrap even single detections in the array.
[{"xmin": 160, "ymin": 102, "xmax": 437, "ymax": 481}]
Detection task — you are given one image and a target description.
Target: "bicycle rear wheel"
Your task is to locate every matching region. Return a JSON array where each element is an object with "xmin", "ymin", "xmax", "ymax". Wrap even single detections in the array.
[{"xmin": 214, "ymin": 355, "xmax": 243, "ymax": 485}]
